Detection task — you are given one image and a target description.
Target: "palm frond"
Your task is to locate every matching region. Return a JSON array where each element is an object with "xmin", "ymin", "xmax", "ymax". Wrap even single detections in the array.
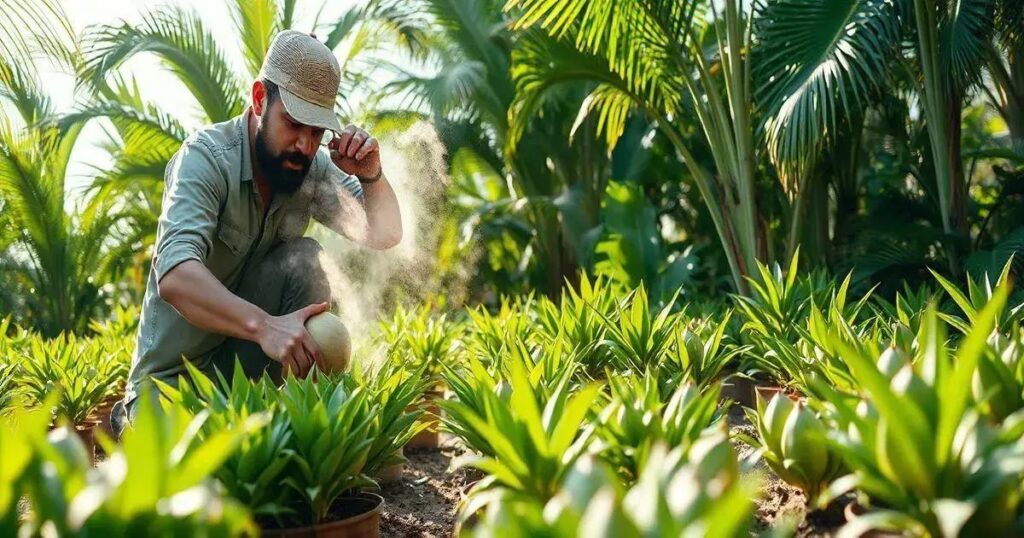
[
  {"xmin": 753, "ymin": 0, "xmax": 900, "ymax": 177},
  {"xmin": 230, "ymin": 0, "xmax": 280, "ymax": 78},
  {"xmin": 509, "ymin": 27, "xmax": 648, "ymax": 155},
  {"xmin": 83, "ymin": 6, "xmax": 245, "ymax": 122},
  {"xmin": 937, "ymin": 0, "xmax": 996, "ymax": 94}
]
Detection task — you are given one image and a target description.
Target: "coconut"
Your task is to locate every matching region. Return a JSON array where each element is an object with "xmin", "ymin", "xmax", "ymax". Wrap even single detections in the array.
[{"xmin": 305, "ymin": 312, "xmax": 352, "ymax": 373}]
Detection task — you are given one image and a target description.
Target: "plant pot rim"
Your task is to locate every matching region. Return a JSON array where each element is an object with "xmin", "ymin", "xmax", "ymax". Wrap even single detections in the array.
[{"xmin": 262, "ymin": 492, "xmax": 384, "ymax": 535}]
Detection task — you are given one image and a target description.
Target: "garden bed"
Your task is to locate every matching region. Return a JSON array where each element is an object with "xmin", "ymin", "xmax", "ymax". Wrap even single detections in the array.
[
  {"xmin": 377, "ymin": 443, "xmax": 473, "ymax": 537},
  {"xmin": 377, "ymin": 411, "xmax": 846, "ymax": 537}
]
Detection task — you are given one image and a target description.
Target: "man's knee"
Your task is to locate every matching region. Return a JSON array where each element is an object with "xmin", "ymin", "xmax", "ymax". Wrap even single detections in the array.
[
  {"xmin": 273, "ymin": 238, "xmax": 331, "ymax": 306},
  {"xmin": 275, "ymin": 237, "xmax": 324, "ymax": 272}
]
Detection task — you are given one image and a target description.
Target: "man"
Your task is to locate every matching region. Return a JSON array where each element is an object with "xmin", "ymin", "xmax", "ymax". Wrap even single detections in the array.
[{"xmin": 111, "ymin": 30, "xmax": 402, "ymax": 433}]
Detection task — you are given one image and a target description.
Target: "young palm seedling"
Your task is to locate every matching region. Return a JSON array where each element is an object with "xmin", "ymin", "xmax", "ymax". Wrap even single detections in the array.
[
  {"xmin": 159, "ymin": 362, "xmax": 298, "ymax": 525},
  {"xmin": 930, "ymin": 260, "xmax": 1023, "ymax": 335},
  {"xmin": 598, "ymin": 284, "xmax": 681, "ymax": 374},
  {"xmin": 462, "ymin": 295, "xmax": 539, "ymax": 365},
  {"xmin": 466, "ymin": 426, "xmax": 755, "ymax": 537},
  {"xmin": 974, "ymin": 329, "xmax": 1024, "ymax": 422},
  {"xmin": 347, "ymin": 356, "xmax": 431, "ymax": 476},
  {"xmin": 11, "ymin": 391, "xmax": 260, "ymax": 536},
  {"xmin": 441, "ymin": 350, "xmax": 601, "ymax": 522},
  {"xmin": 534, "ymin": 274, "xmax": 621, "ymax": 373},
  {"xmin": 592, "ymin": 373, "xmax": 723, "ymax": 481},
  {"xmin": 665, "ymin": 310, "xmax": 747, "ymax": 387},
  {"xmin": 819, "ymin": 289, "xmax": 1024, "ymax": 537},
  {"xmin": 16, "ymin": 334, "xmax": 123, "ymax": 426},
  {"xmin": 741, "ymin": 393, "xmax": 845, "ymax": 507},
  {"xmin": 278, "ymin": 372, "xmax": 377, "ymax": 525}
]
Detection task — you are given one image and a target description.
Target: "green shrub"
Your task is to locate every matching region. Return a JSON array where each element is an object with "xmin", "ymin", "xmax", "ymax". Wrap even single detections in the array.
[{"xmin": 4, "ymin": 392, "xmax": 258, "ymax": 536}]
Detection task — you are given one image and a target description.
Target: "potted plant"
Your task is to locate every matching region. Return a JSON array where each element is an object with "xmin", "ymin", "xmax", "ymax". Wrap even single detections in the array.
[
  {"xmin": 15, "ymin": 334, "xmax": 123, "ymax": 458},
  {"xmin": 820, "ymin": 295, "xmax": 1024, "ymax": 536},
  {"xmin": 4, "ymin": 390, "xmax": 259, "ymax": 536},
  {"xmin": 593, "ymin": 373, "xmax": 723, "ymax": 481},
  {"xmin": 350, "ymin": 357, "xmax": 430, "ymax": 483},
  {"xmin": 163, "ymin": 361, "xmax": 425, "ymax": 536},
  {"xmin": 440, "ymin": 350, "xmax": 601, "ymax": 527},
  {"xmin": 378, "ymin": 304, "xmax": 461, "ymax": 449}
]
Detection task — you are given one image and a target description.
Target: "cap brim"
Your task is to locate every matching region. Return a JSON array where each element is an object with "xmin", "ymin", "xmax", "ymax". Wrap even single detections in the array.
[{"xmin": 279, "ymin": 86, "xmax": 343, "ymax": 133}]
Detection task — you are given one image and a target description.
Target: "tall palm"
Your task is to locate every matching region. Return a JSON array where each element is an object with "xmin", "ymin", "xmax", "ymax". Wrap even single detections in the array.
[
  {"xmin": 754, "ymin": 0, "xmax": 1021, "ymax": 274},
  {"xmin": 369, "ymin": 0, "xmax": 619, "ymax": 297},
  {"xmin": 505, "ymin": 0, "xmax": 775, "ymax": 294},
  {"xmin": 0, "ymin": 1, "xmax": 141, "ymax": 335}
]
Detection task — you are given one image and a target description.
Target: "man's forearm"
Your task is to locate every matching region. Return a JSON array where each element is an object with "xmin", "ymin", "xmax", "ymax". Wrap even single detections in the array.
[
  {"xmin": 157, "ymin": 260, "xmax": 269, "ymax": 341},
  {"xmin": 360, "ymin": 174, "xmax": 403, "ymax": 249}
]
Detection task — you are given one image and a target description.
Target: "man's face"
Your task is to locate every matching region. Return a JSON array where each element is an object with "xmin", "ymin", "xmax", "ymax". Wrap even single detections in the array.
[{"xmin": 253, "ymin": 96, "xmax": 326, "ymax": 194}]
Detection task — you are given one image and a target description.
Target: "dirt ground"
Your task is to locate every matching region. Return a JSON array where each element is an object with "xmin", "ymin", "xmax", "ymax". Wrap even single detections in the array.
[
  {"xmin": 375, "ymin": 412, "xmax": 847, "ymax": 537},
  {"xmin": 376, "ymin": 437, "xmax": 478, "ymax": 538}
]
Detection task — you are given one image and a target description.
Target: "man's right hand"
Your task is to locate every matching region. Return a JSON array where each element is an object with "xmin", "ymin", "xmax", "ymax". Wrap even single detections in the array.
[{"xmin": 255, "ymin": 302, "xmax": 329, "ymax": 377}]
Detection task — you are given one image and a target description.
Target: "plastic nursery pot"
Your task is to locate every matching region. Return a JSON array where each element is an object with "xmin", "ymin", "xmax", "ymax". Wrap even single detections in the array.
[
  {"xmin": 843, "ymin": 501, "xmax": 903, "ymax": 538},
  {"xmin": 405, "ymin": 390, "xmax": 444, "ymax": 449},
  {"xmin": 262, "ymin": 493, "xmax": 384, "ymax": 538}
]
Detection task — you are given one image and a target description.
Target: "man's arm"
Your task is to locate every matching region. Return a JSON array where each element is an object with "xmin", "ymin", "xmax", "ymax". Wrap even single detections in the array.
[
  {"xmin": 313, "ymin": 125, "xmax": 403, "ymax": 249},
  {"xmin": 158, "ymin": 261, "xmax": 327, "ymax": 375},
  {"xmin": 154, "ymin": 142, "xmax": 324, "ymax": 376}
]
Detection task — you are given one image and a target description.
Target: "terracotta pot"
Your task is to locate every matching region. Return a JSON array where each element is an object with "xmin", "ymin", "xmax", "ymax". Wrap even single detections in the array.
[
  {"xmin": 405, "ymin": 390, "xmax": 443, "ymax": 449},
  {"xmin": 843, "ymin": 502, "xmax": 902, "ymax": 537},
  {"xmin": 262, "ymin": 493, "xmax": 384, "ymax": 538}
]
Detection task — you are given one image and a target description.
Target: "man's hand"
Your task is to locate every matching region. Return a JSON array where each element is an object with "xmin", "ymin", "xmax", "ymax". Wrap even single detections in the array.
[
  {"xmin": 328, "ymin": 124, "xmax": 381, "ymax": 181},
  {"xmin": 255, "ymin": 302, "xmax": 329, "ymax": 377}
]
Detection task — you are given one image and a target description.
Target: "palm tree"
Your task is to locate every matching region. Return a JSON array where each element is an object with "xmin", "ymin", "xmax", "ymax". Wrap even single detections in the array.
[
  {"xmin": 367, "ymin": 0, "xmax": 622, "ymax": 298},
  {"xmin": 506, "ymin": 0, "xmax": 1023, "ymax": 288},
  {"xmin": 0, "ymin": 1, "xmax": 141, "ymax": 335},
  {"xmin": 754, "ymin": 0, "xmax": 1022, "ymax": 274},
  {"xmin": 505, "ymin": 0, "xmax": 773, "ymax": 294}
]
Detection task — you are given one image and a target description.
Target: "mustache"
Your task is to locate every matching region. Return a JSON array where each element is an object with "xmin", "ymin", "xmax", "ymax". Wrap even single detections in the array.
[{"xmin": 281, "ymin": 151, "xmax": 311, "ymax": 167}]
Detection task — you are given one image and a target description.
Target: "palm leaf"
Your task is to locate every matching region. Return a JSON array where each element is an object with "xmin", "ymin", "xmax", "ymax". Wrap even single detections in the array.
[
  {"xmin": 229, "ymin": 0, "xmax": 280, "ymax": 78},
  {"xmin": 83, "ymin": 6, "xmax": 245, "ymax": 122},
  {"xmin": 753, "ymin": 0, "xmax": 900, "ymax": 177}
]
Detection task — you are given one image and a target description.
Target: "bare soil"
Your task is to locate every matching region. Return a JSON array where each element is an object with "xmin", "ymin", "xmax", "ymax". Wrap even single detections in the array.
[
  {"xmin": 376, "ymin": 438, "xmax": 478, "ymax": 538},
  {"xmin": 375, "ymin": 410, "xmax": 847, "ymax": 537}
]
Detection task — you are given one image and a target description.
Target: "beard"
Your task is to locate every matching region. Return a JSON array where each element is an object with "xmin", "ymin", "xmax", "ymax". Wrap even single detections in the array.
[{"xmin": 253, "ymin": 124, "xmax": 312, "ymax": 195}]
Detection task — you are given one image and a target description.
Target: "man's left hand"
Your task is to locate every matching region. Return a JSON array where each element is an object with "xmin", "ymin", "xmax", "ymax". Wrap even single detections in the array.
[{"xmin": 328, "ymin": 124, "xmax": 381, "ymax": 181}]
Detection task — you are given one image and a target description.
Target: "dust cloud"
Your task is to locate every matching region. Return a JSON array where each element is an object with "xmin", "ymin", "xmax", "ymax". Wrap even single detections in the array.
[{"xmin": 309, "ymin": 121, "xmax": 456, "ymax": 353}]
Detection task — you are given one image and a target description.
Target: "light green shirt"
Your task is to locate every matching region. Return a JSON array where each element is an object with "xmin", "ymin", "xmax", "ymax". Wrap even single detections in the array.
[{"xmin": 126, "ymin": 108, "xmax": 364, "ymax": 402}]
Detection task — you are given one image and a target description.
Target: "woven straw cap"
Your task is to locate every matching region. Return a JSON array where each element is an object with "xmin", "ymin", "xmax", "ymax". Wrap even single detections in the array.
[{"xmin": 259, "ymin": 30, "xmax": 343, "ymax": 133}]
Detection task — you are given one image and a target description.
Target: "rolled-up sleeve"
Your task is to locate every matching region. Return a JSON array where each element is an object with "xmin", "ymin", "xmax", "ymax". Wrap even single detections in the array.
[{"xmin": 153, "ymin": 142, "xmax": 226, "ymax": 283}]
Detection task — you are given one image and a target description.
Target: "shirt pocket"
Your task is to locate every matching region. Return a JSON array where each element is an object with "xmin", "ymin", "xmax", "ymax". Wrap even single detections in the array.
[{"xmin": 216, "ymin": 220, "xmax": 250, "ymax": 257}]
